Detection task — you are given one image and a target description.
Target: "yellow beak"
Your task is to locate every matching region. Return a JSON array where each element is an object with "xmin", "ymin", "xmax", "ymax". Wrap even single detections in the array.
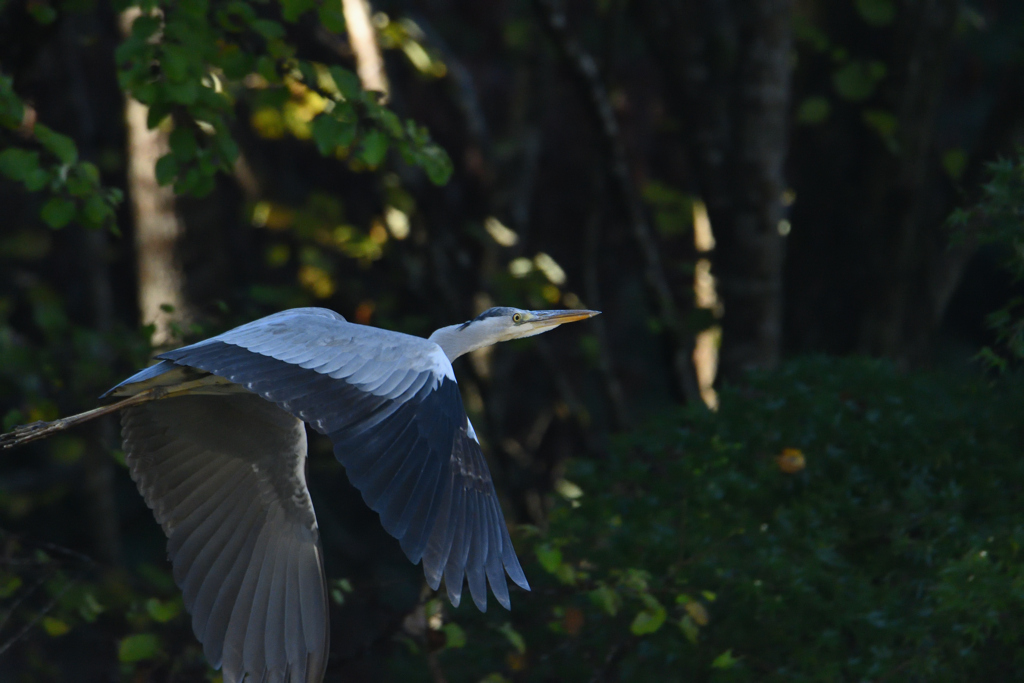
[{"xmin": 528, "ymin": 309, "xmax": 601, "ymax": 329}]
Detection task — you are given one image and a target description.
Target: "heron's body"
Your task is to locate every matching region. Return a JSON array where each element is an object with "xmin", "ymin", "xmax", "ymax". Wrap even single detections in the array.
[{"xmin": 2, "ymin": 306, "xmax": 597, "ymax": 683}]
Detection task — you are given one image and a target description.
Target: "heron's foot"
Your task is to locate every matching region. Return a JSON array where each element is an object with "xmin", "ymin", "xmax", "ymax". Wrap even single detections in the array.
[{"xmin": 0, "ymin": 419, "xmax": 69, "ymax": 450}]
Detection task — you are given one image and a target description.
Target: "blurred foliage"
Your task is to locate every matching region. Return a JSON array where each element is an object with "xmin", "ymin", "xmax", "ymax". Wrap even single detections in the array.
[
  {"xmin": 950, "ymin": 153, "xmax": 1024, "ymax": 366},
  {"xmin": 0, "ymin": 529, "xmax": 213, "ymax": 681},
  {"xmin": 394, "ymin": 358, "xmax": 1024, "ymax": 682},
  {"xmin": 0, "ymin": 73, "xmax": 123, "ymax": 232},
  {"xmin": 1, "ymin": 0, "xmax": 1024, "ymax": 680},
  {"xmin": 116, "ymin": 0, "xmax": 452, "ymax": 197}
]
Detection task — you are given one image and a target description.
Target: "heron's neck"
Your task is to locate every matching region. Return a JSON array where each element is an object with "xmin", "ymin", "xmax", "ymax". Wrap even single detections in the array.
[{"xmin": 428, "ymin": 324, "xmax": 494, "ymax": 362}]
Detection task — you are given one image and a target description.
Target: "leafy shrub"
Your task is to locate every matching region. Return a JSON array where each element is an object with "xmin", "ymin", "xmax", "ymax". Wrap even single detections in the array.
[
  {"xmin": 950, "ymin": 153, "xmax": 1024, "ymax": 366},
  {"xmin": 400, "ymin": 357, "xmax": 1024, "ymax": 682}
]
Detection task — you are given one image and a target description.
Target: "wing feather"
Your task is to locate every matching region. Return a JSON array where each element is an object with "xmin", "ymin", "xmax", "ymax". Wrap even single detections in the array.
[
  {"xmin": 122, "ymin": 394, "xmax": 328, "ymax": 683},
  {"xmin": 465, "ymin": 491, "xmax": 489, "ymax": 611},
  {"xmin": 175, "ymin": 469, "xmax": 251, "ymax": 600},
  {"xmin": 261, "ymin": 539, "xmax": 287, "ymax": 673},
  {"xmin": 192, "ymin": 492, "xmax": 264, "ymax": 647},
  {"xmin": 443, "ymin": 481, "xmax": 470, "ymax": 607},
  {"xmin": 393, "ymin": 449, "xmax": 444, "ymax": 551},
  {"xmin": 421, "ymin": 469, "xmax": 457, "ymax": 590},
  {"xmin": 484, "ymin": 499, "xmax": 511, "ymax": 609}
]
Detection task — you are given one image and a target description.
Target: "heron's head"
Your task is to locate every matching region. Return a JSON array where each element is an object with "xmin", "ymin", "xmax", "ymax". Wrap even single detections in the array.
[{"xmin": 430, "ymin": 307, "xmax": 600, "ymax": 361}]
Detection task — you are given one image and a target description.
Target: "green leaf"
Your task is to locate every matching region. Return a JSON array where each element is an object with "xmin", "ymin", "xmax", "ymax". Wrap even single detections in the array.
[
  {"xmin": 679, "ymin": 615, "xmax": 699, "ymax": 643},
  {"xmin": 943, "ymin": 148, "xmax": 967, "ymax": 181},
  {"xmin": 630, "ymin": 601, "xmax": 667, "ymax": 636},
  {"xmin": 318, "ymin": 5, "xmax": 346, "ymax": 33},
  {"xmin": 0, "ymin": 573, "xmax": 22, "ymax": 598},
  {"xmin": 164, "ymin": 79, "xmax": 200, "ymax": 105},
  {"xmin": 82, "ymin": 194, "xmax": 112, "ymax": 227},
  {"xmin": 118, "ymin": 633, "xmax": 161, "ymax": 663},
  {"xmin": 862, "ymin": 109, "xmax": 897, "ymax": 137},
  {"xmin": 219, "ymin": 44, "xmax": 254, "ymax": 79},
  {"xmin": 360, "ymin": 129, "xmax": 389, "ymax": 167},
  {"xmin": 280, "ymin": 0, "xmax": 316, "ymax": 22},
  {"xmin": 832, "ymin": 61, "xmax": 886, "ymax": 102},
  {"xmin": 257, "ymin": 55, "xmax": 279, "ymax": 83},
  {"xmin": 497, "ymin": 622, "xmax": 526, "ymax": 654},
  {"xmin": 329, "ymin": 67, "xmax": 362, "ymax": 100},
  {"xmin": 0, "ymin": 89, "xmax": 25, "ymax": 129},
  {"xmin": 169, "ymin": 126, "xmax": 198, "ymax": 160},
  {"xmin": 797, "ymin": 96, "xmax": 831, "ymax": 124},
  {"xmin": 418, "ymin": 143, "xmax": 453, "ymax": 185},
  {"xmin": 190, "ymin": 170, "xmax": 216, "ymax": 198},
  {"xmin": 23, "ymin": 167, "xmax": 52, "ymax": 191},
  {"xmin": 78, "ymin": 592, "xmax": 104, "ymax": 622},
  {"xmin": 712, "ymin": 649, "xmax": 740, "ymax": 669},
  {"xmin": 215, "ymin": 1, "xmax": 256, "ymax": 31},
  {"xmin": 251, "ymin": 19, "xmax": 285, "ymax": 40},
  {"xmin": 442, "ymin": 622, "xmax": 466, "ymax": 649},
  {"xmin": 145, "ymin": 597, "xmax": 181, "ymax": 623},
  {"xmin": 155, "ymin": 153, "xmax": 179, "ymax": 186},
  {"xmin": 214, "ymin": 131, "xmax": 239, "ymax": 164},
  {"xmin": 129, "ymin": 14, "xmax": 162, "ymax": 40},
  {"xmin": 42, "ymin": 617, "xmax": 70, "ymax": 636},
  {"xmin": 310, "ymin": 113, "xmax": 343, "ymax": 156},
  {"xmin": 535, "ymin": 543, "xmax": 563, "ymax": 574},
  {"xmin": 588, "ymin": 584, "xmax": 621, "ymax": 616},
  {"xmin": 856, "ymin": 0, "xmax": 895, "ymax": 26},
  {"xmin": 376, "ymin": 109, "xmax": 403, "ymax": 138},
  {"xmin": 40, "ymin": 197, "xmax": 76, "ymax": 228},
  {"xmin": 27, "ymin": 1, "xmax": 57, "ymax": 25},
  {"xmin": 161, "ymin": 46, "xmax": 192, "ymax": 83},
  {"xmin": 0, "ymin": 148, "xmax": 41, "ymax": 182},
  {"xmin": 862, "ymin": 109, "xmax": 899, "ymax": 153},
  {"xmin": 297, "ymin": 61, "xmax": 319, "ymax": 89},
  {"xmin": 146, "ymin": 102, "xmax": 172, "ymax": 130}
]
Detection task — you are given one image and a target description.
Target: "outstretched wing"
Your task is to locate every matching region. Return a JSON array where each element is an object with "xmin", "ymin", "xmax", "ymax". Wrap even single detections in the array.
[
  {"xmin": 122, "ymin": 393, "xmax": 328, "ymax": 683},
  {"xmin": 155, "ymin": 307, "xmax": 529, "ymax": 611}
]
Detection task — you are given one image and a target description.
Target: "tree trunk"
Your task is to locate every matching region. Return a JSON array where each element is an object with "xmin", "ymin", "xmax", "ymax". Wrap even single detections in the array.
[
  {"xmin": 636, "ymin": 0, "xmax": 793, "ymax": 380},
  {"xmin": 857, "ymin": 0, "xmax": 961, "ymax": 361},
  {"xmin": 120, "ymin": 9, "xmax": 188, "ymax": 345},
  {"xmin": 341, "ymin": 0, "xmax": 389, "ymax": 100}
]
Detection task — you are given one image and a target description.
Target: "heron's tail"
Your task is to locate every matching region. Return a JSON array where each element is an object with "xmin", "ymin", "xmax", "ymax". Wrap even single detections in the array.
[{"xmin": 0, "ymin": 390, "xmax": 160, "ymax": 451}]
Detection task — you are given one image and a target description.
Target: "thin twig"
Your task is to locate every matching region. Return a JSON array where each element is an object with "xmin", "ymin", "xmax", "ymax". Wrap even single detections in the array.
[
  {"xmin": 0, "ymin": 574, "xmax": 46, "ymax": 637},
  {"xmin": 0, "ymin": 578, "xmax": 74, "ymax": 658}
]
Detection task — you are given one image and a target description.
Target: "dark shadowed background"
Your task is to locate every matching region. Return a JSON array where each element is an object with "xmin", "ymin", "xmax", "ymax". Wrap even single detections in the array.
[{"xmin": 1, "ymin": 0, "xmax": 1023, "ymax": 681}]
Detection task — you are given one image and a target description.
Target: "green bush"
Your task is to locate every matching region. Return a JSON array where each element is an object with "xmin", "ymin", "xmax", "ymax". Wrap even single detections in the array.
[
  {"xmin": 950, "ymin": 153, "xmax": 1024, "ymax": 366},
  {"xmin": 400, "ymin": 357, "xmax": 1024, "ymax": 682}
]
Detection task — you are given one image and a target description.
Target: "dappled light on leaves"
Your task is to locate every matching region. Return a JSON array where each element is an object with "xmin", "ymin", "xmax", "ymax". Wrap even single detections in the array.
[
  {"xmin": 377, "ymin": 14, "xmax": 449, "ymax": 79},
  {"xmin": 776, "ymin": 447, "xmax": 807, "ymax": 474},
  {"xmin": 484, "ymin": 217, "xmax": 519, "ymax": 247},
  {"xmin": 692, "ymin": 199, "xmax": 720, "ymax": 409}
]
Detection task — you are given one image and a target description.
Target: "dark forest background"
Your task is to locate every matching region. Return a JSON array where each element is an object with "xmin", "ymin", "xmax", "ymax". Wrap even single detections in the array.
[{"xmin": 1, "ymin": 0, "xmax": 1024, "ymax": 681}]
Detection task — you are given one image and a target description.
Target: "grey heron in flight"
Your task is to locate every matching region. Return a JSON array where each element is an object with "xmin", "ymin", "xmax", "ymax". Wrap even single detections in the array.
[{"xmin": 0, "ymin": 306, "xmax": 598, "ymax": 683}]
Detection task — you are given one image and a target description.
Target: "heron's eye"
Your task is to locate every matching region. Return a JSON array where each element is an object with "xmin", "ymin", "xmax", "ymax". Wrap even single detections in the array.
[{"xmin": 512, "ymin": 313, "xmax": 523, "ymax": 323}]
